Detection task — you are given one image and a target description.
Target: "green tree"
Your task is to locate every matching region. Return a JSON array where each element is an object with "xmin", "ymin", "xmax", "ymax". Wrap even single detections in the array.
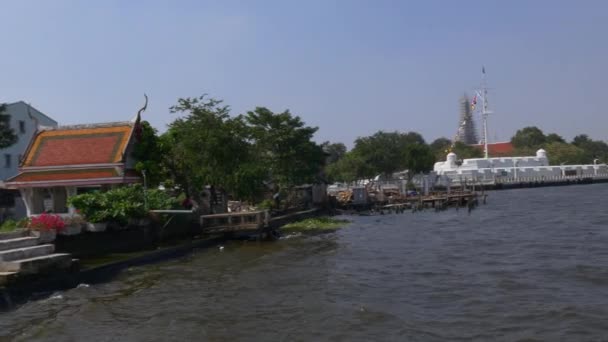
[
  {"xmin": 243, "ymin": 107, "xmax": 325, "ymax": 187},
  {"xmin": 325, "ymin": 151, "xmax": 368, "ymax": 183},
  {"xmin": 453, "ymin": 141, "xmax": 483, "ymax": 159},
  {"xmin": 132, "ymin": 121, "xmax": 164, "ymax": 187},
  {"xmin": 511, "ymin": 126, "xmax": 546, "ymax": 149},
  {"xmin": 402, "ymin": 143, "xmax": 435, "ymax": 175},
  {"xmin": 430, "ymin": 137, "xmax": 453, "ymax": 161},
  {"xmin": 429, "ymin": 138, "xmax": 483, "ymax": 161},
  {"xmin": 572, "ymin": 134, "xmax": 608, "ymax": 163},
  {"xmin": 0, "ymin": 104, "xmax": 17, "ymax": 148},
  {"xmin": 321, "ymin": 141, "xmax": 347, "ymax": 164},
  {"xmin": 346, "ymin": 131, "xmax": 435, "ymax": 180},
  {"xmin": 545, "ymin": 133, "xmax": 565, "ymax": 144},
  {"xmin": 163, "ymin": 96, "xmax": 265, "ymax": 201},
  {"xmin": 351, "ymin": 131, "xmax": 407, "ymax": 178},
  {"xmin": 545, "ymin": 142, "xmax": 587, "ymax": 165}
]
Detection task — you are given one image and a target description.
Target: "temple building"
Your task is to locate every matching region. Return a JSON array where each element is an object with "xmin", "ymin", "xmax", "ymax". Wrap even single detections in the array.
[
  {"xmin": 4, "ymin": 121, "xmax": 141, "ymax": 216},
  {"xmin": 454, "ymin": 94, "xmax": 478, "ymax": 145}
]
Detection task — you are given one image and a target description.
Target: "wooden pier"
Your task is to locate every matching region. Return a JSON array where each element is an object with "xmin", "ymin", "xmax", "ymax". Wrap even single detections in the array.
[
  {"xmin": 199, "ymin": 208, "xmax": 321, "ymax": 236},
  {"xmin": 199, "ymin": 211, "xmax": 269, "ymax": 234},
  {"xmin": 370, "ymin": 191, "xmax": 485, "ymax": 214}
]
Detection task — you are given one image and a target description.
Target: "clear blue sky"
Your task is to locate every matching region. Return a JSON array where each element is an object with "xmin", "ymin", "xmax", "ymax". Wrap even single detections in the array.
[{"xmin": 1, "ymin": 0, "xmax": 607, "ymax": 147}]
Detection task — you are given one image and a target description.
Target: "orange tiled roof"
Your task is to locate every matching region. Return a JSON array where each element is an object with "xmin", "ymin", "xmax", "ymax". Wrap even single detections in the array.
[
  {"xmin": 23, "ymin": 123, "xmax": 133, "ymax": 167},
  {"xmin": 471, "ymin": 142, "xmax": 514, "ymax": 157}
]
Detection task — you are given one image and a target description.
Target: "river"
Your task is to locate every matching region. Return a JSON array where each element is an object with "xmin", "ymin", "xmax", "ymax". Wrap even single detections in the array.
[{"xmin": 2, "ymin": 184, "xmax": 608, "ymax": 341}]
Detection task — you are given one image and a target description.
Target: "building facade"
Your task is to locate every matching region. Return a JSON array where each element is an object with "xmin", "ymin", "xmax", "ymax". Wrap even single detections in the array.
[{"xmin": 0, "ymin": 101, "xmax": 58, "ymax": 182}]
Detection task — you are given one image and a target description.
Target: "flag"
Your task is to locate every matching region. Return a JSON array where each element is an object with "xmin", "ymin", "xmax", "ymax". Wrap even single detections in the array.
[{"xmin": 471, "ymin": 95, "xmax": 477, "ymax": 110}]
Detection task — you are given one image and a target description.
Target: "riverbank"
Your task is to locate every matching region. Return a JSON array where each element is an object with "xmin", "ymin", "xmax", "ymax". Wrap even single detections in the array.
[{"xmin": 0, "ymin": 208, "xmax": 331, "ymax": 310}]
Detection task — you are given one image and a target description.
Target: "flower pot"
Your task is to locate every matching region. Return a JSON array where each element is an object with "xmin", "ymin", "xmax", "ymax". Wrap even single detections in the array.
[
  {"xmin": 59, "ymin": 224, "xmax": 83, "ymax": 236},
  {"xmin": 85, "ymin": 222, "xmax": 107, "ymax": 232},
  {"xmin": 33, "ymin": 229, "xmax": 56, "ymax": 243}
]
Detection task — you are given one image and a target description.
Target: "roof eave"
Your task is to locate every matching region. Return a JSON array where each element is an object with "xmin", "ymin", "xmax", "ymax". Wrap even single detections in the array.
[{"xmin": 4, "ymin": 176, "xmax": 141, "ymax": 189}]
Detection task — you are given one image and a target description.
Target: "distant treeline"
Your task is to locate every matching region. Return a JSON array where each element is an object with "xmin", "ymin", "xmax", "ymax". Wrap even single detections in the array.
[{"xmin": 4, "ymin": 100, "xmax": 603, "ymax": 202}]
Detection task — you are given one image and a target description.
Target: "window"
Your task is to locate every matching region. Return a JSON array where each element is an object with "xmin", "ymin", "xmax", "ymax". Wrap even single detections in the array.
[
  {"xmin": 18, "ymin": 120, "xmax": 25, "ymax": 134},
  {"xmin": 4, "ymin": 154, "xmax": 10, "ymax": 168}
]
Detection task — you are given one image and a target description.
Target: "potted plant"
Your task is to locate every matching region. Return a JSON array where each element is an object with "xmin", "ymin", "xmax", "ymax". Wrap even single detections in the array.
[
  {"xmin": 85, "ymin": 210, "xmax": 110, "ymax": 232},
  {"xmin": 63, "ymin": 214, "xmax": 85, "ymax": 235},
  {"xmin": 68, "ymin": 193, "xmax": 109, "ymax": 232},
  {"xmin": 29, "ymin": 213, "xmax": 65, "ymax": 243}
]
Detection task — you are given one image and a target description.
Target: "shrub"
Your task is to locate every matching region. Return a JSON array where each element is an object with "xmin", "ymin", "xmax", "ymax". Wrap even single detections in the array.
[
  {"xmin": 68, "ymin": 185, "xmax": 179, "ymax": 224},
  {"xmin": 0, "ymin": 219, "xmax": 18, "ymax": 232}
]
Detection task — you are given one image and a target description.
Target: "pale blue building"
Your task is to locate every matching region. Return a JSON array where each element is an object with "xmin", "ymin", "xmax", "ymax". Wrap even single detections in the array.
[
  {"xmin": 0, "ymin": 101, "xmax": 58, "ymax": 182},
  {"xmin": 0, "ymin": 101, "xmax": 57, "ymax": 219}
]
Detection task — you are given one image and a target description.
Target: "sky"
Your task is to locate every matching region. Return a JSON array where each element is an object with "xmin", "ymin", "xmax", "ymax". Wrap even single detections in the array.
[{"xmin": 1, "ymin": 0, "xmax": 607, "ymax": 148}]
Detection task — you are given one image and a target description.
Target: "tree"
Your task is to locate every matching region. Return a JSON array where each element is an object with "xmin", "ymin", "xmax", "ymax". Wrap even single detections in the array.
[
  {"xmin": 511, "ymin": 126, "xmax": 546, "ymax": 149},
  {"xmin": 430, "ymin": 137, "xmax": 452, "ymax": 156},
  {"xmin": 571, "ymin": 134, "xmax": 608, "ymax": 163},
  {"xmin": 429, "ymin": 138, "xmax": 482, "ymax": 161},
  {"xmin": 132, "ymin": 121, "xmax": 164, "ymax": 187},
  {"xmin": 345, "ymin": 131, "xmax": 435, "ymax": 180},
  {"xmin": 572, "ymin": 134, "xmax": 591, "ymax": 147},
  {"xmin": 321, "ymin": 141, "xmax": 347, "ymax": 164},
  {"xmin": 0, "ymin": 104, "xmax": 17, "ymax": 149},
  {"xmin": 545, "ymin": 142, "xmax": 587, "ymax": 165},
  {"xmin": 545, "ymin": 133, "xmax": 565, "ymax": 144},
  {"xmin": 452, "ymin": 141, "xmax": 484, "ymax": 159},
  {"xmin": 402, "ymin": 143, "xmax": 435, "ymax": 175},
  {"xmin": 163, "ymin": 96, "xmax": 265, "ymax": 201},
  {"xmin": 243, "ymin": 107, "xmax": 325, "ymax": 188},
  {"xmin": 351, "ymin": 131, "xmax": 407, "ymax": 178},
  {"xmin": 325, "ymin": 151, "xmax": 368, "ymax": 183}
]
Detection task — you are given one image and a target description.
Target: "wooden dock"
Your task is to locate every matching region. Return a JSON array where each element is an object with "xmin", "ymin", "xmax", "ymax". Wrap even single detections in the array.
[
  {"xmin": 372, "ymin": 191, "xmax": 485, "ymax": 213},
  {"xmin": 199, "ymin": 208, "xmax": 322, "ymax": 236},
  {"xmin": 199, "ymin": 211, "xmax": 269, "ymax": 234}
]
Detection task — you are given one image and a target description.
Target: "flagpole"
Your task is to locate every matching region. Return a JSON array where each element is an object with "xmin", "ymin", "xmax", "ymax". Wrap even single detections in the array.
[{"xmin": 481, "ymin": 66, "xmax": 489, "ymax": 159}]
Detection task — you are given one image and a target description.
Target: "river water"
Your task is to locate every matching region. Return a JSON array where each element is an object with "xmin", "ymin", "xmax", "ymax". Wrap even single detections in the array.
[{"xmin": 2, "ymin": 185, "xmax": 608, "ymax": 341}]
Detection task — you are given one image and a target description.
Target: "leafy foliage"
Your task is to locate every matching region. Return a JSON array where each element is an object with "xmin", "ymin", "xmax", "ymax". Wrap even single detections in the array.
[
  {"xmin": 545, "ymin": 142, "xmax": 588, "ymax": 165},
  {"xmin": 508, "ymin": 126, "xmax": 608, "ymax": 164},
  {"xmin": 511, "ymin": 126, "xmax": 546, "ymax": 149},
  {"xmin": 321, "ymin": 141, "xmax": 347, "ymax": 164},
  {"xmin": 68, "ymin": 185, "xmax": 178, "ymax": 224},
  {"xmin": 162, "ymin": 96, "xmax": 266, "ymax": 201},
  {"xmin": 572, "ymin": 134, "xmax": 608, "ymax": 163},
  {"xmin": 132, "ymin": 121, "xmax": 164, "ymax": 187},
  {"xmin": 281, "ymin": 217, "xmax": 350, "ymax": 232},
  {"xmin": 243, "ymin": 107, "xmax": 325, "ymax": 187},
  {"xmin": 0, "ymin": 218, "xmax": 30, "ymax": 232},
  {"xmin": 325, "ymin": 131, "xmax": 437, "ymax": 183}
]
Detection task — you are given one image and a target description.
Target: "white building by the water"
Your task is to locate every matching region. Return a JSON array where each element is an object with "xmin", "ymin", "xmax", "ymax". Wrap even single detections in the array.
[{"xmin": 433, "ymin": 149, "xmax": 608, "ymax": 184}]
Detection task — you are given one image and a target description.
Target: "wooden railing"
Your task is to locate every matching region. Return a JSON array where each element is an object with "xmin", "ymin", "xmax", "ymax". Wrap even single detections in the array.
[{"xmin": 200, "ymin": 210, "xmax": 270, "ymax": 234}]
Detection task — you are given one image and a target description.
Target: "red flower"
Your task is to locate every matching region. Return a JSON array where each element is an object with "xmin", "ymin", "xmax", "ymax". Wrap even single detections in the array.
[{"xmin": 30, "ymin": 213, "xmax": 65, "ymax": 232}]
